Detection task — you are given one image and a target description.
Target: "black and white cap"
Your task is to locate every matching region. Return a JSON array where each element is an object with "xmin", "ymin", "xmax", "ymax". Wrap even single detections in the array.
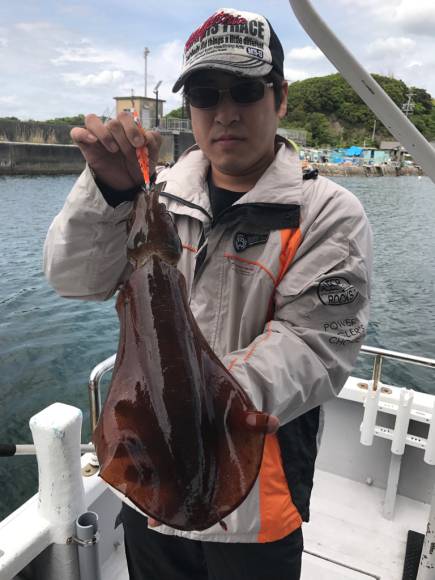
[{"xmin": 172, "ymin": 8, "xmax": 284, "ymax": 92}]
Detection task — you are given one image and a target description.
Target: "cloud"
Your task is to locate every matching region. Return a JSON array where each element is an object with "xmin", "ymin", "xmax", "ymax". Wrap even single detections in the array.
[
  {"xmin": 284, "ymin": 67, "xmax": 316, "ymax": 83},
  {"xmin": 366, "ymin": 37, "xmax": 416, "ymax": 59},
  {"xmin": 405, "ymin": 61, "xmax": 423, "ymax": 70},
  {"xmin": 334, "ymin": 0, "xmax": 381, "ymax": 6},
  {"xmin": 0, "ymin": 27, "xmax": 7, "ymax": 48},
  {"xmin": 15, "ymin": 21, "xmax": 53, "ymax": 32},
  {"xmin": 395, "ymin": 1, "xmax": 435, "ymax": 35},
  {"xmin": 1, "ymin": 0, "xmax": 435, "ymax": 120},
  {"xmin": 284, "ymin": 43, "xmax": 335, "ymax": 85},
  {"xmin": 58, "ymin": 3, "xmax": 93, "ymax": 18},
  {"xmin": 331, "ymin": 0, "xmax": 394, "ymax": 20},
  {"xmin": 0, "ymin": 95, "xmax": 17, "ymax": 105},
  {"xmin": 334, "ymin": 0, "xmax": 435, "ymax": 36},
  {"xmin": 287, "ymin": 46, "xmax": 324, "ymax": 62},
  {"xmin": 52, "ymin": 45, "xmax": 113, "ymax": 65},
  {"xmin": 63, "ymin": 70, "xmax": 124, "ymax": 87},
  {"xmin": 51, "ymin": 40, "xmax": 138, "ymax": 69}
]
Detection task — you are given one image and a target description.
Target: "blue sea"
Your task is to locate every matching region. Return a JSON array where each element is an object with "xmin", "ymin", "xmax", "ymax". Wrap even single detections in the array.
[{"xmin": 0, "ymin": 174, "xmax": 434, "ymax": 520}]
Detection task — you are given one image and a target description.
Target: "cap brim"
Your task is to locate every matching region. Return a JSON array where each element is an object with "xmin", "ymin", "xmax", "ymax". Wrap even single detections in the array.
[{"xmin": 172, "ymin": 59, "xmax": 273, "ymax": 93}]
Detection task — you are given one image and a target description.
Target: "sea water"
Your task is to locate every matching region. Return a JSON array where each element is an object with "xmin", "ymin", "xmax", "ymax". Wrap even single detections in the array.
[{"xmin": 0, "ymin": 173, "xmax": 434, "ymax": 520}]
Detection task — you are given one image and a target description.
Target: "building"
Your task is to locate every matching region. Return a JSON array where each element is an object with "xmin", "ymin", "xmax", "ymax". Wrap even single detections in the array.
[
  {"xmin": 379, "ymin": 141, "xmax": 404, "ymax": 162},
  {"xmin": 114, "ymin": 95, "xmax": 165, "ymax": 129},
  {"xmin": 113, "ymin": 94, "xmax": 195, "ymax": 163}
]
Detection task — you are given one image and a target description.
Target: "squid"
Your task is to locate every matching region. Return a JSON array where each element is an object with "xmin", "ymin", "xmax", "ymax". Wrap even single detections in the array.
[{"xmin": 93, "ymin": 145, "xmax": 270, "ymax": 531}]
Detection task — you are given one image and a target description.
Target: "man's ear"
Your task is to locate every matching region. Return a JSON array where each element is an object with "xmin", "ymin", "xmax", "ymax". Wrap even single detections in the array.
[{"xmin": 278, "ymin": 81, "xmax": 288, "ymax": 119}]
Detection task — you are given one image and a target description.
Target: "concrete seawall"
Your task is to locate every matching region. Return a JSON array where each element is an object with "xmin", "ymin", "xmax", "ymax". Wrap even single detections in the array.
[
  {"xmin": 0, "ymin": 142, "xmax": 85, "ymax": 175},
  {"xmin": 0, "ymin": 133, "xmax": 196, "ymax": 176}
]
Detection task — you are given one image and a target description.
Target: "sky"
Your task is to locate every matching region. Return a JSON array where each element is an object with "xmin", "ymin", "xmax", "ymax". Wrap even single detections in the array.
[{"xmin": 1, "ymin": 0, "xmax": 435, "ymax": 121}]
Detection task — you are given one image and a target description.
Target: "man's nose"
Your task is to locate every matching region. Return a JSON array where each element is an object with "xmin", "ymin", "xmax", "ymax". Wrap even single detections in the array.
[{"xmin": 214, "ymin": 92, "xmax": 241, "ymax": 125}]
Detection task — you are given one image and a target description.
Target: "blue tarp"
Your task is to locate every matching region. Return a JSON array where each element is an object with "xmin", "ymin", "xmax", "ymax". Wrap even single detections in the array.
[{"xmin": 345, "ymin": 146, "xmax": 363, "ymax": 156}]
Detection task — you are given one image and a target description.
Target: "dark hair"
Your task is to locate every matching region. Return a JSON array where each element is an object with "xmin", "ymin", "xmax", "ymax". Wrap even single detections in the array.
[{"xmin": 265, "ymin": 70, "xmax": 286, "ymax": 111}]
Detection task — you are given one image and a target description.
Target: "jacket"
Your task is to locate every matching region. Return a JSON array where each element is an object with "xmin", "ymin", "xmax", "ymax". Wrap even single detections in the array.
[{"xmin": 43, "ymin": 138, "xmax": 372, "ymax": 543}]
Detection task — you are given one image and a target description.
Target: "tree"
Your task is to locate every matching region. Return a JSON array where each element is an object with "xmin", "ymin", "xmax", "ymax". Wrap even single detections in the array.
[
  {"xmin": 304, "ymin": 113, "xmax": 336, "ymax": 147},
  {"xmin": 44, "ymin": 115, "xmax": 85, "ymax": 125},
  {"xmin": 165, "ymin": 107, "xmax": 184, "ymax": 119},
  {"xmin": 284, "ymin": 73, "xmax": 435, "ymax": 146}
]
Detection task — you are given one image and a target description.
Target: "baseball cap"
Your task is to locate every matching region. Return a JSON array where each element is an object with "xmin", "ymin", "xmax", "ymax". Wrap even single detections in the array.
[{"xmin": 172, "ymin": 8, "xmax": 284, "ymax": 92}]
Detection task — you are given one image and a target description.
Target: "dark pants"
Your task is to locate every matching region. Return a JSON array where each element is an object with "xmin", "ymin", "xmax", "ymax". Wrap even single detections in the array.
[{"xmin": 120, "ymin": 504, "xmax": 303, "ymax": 580}]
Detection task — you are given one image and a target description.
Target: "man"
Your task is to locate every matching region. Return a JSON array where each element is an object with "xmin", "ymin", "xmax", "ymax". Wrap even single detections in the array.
[{"xmin": 44, "ymin": 8, "xmax": 372, "ymax": 580}]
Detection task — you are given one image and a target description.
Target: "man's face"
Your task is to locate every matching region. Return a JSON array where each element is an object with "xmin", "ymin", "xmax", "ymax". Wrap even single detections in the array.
[{"xmin": 186, "ymin": 71, "xmax": 288, "ymax": 182}]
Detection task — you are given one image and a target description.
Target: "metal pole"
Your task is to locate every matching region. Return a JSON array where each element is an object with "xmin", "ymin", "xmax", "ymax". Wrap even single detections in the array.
[
  {"xmin": 75, "ymin": 511, "xmax": 102, "ymax": 580},
  {"xmin": 144, "ymin": 47, "xmax": 150, "ymax": 97},
  {"xmin": 371, "ymin": 354, "xmax": 383, "ymax": 391},
  {"xmin": 155, "ymin": 89, "xmax": 159, "ymax": 127},
  {"xmin": 88, "ymin": 353, "xmax": 116, "ymax": 434},
  {"xmin": 0, "ymin": 443, "xmax": 94, "ymax": 456}
]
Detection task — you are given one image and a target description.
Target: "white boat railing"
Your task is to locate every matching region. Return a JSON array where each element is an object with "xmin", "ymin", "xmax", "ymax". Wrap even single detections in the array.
[{"xmin": 87, "ymin": 345, "xmax": 435, "ymax": 434}]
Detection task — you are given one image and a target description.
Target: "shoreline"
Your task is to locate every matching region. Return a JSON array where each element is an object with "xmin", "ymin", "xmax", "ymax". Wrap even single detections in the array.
[
  {"xmin": 311, "ymin": 162, "xmax": 423, "ymax": 177},
  {"xmin": 0, "ymin": 141, "xmax": 424, "ymax": 177}
]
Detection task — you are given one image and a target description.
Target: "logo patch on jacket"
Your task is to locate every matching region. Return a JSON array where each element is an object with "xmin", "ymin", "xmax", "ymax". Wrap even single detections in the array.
[
  {"xmin": 318, "ymin": 277, "xmax": 359, "ymax": 306},
  {"xmin": 233, "ymin": 232, "xmax": 269, "ymax": 253}
]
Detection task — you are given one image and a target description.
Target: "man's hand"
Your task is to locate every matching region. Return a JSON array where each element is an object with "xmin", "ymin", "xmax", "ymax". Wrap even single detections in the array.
[
  {"xmin": 245, "ymin": 411, "xmax": 279, "ymax": 434},
  {"xmin": 70, "ymin": 112, "xmax": 162, "ymax": 191}
]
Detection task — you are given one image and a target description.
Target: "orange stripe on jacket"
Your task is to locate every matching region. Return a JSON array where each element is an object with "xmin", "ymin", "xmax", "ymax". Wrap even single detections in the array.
[
  {"xmin": 257, "ymin": 434, "xmax": 302, "ymax": 543},
  {"xmin": 257, "ymin": 228, "xmax": 304, "ymax": 541},
  {"xmin": 224, "ymin": 254, "xmax": 277, "ymax": 285},
  {"xmin": 277, "ymin": 228, "xmax": 303, "ymax": 287},
  {"xmin": 266, "ymin": 228, "xmax": 303, "ymax": 320}
]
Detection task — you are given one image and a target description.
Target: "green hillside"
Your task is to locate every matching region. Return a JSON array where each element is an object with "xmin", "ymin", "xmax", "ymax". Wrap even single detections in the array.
[{"xmin": 282, "ymin": 73, "xmax": 435, "ymax": 147}]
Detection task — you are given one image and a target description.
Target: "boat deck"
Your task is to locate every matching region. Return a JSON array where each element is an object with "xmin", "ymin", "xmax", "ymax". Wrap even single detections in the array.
[{"xmin": 101, "ymin": 467, "xmax": 428, "ymax": 580}]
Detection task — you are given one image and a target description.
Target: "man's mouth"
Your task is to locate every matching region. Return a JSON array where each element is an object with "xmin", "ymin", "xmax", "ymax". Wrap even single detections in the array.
[{"xmin": 213, "ymin": 135, "xmax": 244, "ymax": 143}]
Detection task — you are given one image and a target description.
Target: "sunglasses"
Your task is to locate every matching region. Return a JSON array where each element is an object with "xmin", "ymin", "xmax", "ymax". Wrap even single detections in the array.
[{"xmin": 185, "ymin": 79, "xmax": 274, "ymax": 109}]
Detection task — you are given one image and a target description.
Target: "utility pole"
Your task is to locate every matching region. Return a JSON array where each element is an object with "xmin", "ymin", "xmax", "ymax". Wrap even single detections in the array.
[
  {"xmin": 153, "ymin": 81, "xmax": 162, "ymax": 127},
  {"xmin": 402, "ymin": 90, "xmax": 415, "ymax": 118},
  {"xmin": 371, "ymin": 118, "xmax": 377, "ymax": 143},
  {"xmin": 144, "ymin": 47, "xmax": 150, "ymax": 97}
]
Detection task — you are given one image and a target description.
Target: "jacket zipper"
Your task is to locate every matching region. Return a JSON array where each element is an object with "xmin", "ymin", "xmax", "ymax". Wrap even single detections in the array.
[{"xmin": 159, "ymin": 191, "xmax": 212, "ymax": 221}]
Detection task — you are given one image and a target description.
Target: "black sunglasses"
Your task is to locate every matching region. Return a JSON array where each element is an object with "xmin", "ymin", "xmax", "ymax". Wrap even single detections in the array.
[{"xmin": 185, "ymin": 79, "xmax": 274, "ymax": 109}]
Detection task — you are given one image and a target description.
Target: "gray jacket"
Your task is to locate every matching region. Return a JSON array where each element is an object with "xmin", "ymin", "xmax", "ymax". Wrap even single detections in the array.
[{"xmin": 43, "ymin": 139, "xmax": 372, "ymax": 542}]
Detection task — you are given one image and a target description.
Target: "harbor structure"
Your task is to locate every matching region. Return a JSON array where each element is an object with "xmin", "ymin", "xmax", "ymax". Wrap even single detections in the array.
[{"xmin": 114, "ymin": 95, "xmax": 165, "ymax": 130}]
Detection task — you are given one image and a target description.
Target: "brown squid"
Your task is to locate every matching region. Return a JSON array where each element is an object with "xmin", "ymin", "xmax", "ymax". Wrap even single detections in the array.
[{"xmin": 93, "ymin": 184, "xmax": 270, "ymax": 531}]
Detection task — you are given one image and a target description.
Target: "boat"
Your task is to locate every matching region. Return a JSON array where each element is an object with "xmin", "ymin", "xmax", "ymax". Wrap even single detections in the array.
[
  {"xmin": 1, "ymin": 1, "xmax": 435, "ymax": 579},
  {"xmin": 1, "ymin": 346, "xmax": 434, "ymax": 579}
]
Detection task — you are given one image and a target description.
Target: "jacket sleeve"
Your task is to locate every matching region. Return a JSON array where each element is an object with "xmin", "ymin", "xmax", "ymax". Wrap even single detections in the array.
[
  {"xmin": 43, "ymin": 166, "xmax": 134, "ymax": 300},
  {"xmin": 222, "ymin": 183, "xmax": 373, "ymax": 425}
]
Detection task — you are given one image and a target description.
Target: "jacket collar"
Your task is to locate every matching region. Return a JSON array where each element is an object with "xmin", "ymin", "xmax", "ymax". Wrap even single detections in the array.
[{"xmin": 156, "ymin": 136, "xmax": 303, "ymax": 221}]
